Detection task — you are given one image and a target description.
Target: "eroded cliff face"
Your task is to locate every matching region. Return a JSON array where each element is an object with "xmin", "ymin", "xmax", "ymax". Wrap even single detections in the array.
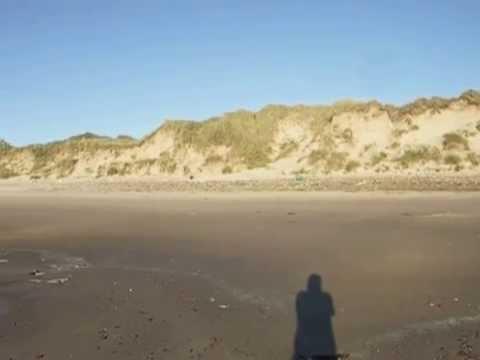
[{"xmin": 2, "ymin": 90, "xmax": 480, "ymax": 180}]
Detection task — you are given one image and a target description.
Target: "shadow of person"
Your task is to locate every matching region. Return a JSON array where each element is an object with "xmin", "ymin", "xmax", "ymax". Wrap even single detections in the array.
[{"xmin": 293, "ymin": 274, "xmax": 338, "ymax": 360}]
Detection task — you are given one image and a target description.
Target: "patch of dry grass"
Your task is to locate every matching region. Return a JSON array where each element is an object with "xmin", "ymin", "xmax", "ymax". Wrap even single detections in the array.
[
  {"xmin": 158, "ymin": 152, "xmax": 177, "ymax": 173},
  {"xmin": 444, "ymin": 154, "xmax": 462, "ymax": 166},
  {"xmin": 308, "ymin": 149, "xmax": 348, "ymax": 172},
  {"xmin": 345, "ymin": 160, "xmax": 361, "ymax": 172},
  {"xmin": 204, "ymin": 154, "xmax": 224, "ymax": 165},
  {"xmin": 157, "ymin": 109, "xmax": 278, "ymax": 169},
  {"xmin": 276, "ymin": 141, "xmax": 299, "ymax": 160},
  {"xmin": 0, "ymin": 164, "xmax": 18, "ymax": 178},
  {"xmin": 222, "ymin": 165, "xmax": 233, "ymax": 174},
  {"xmin": 396, "ymin": 146, "xmax": 441, "ymax": 168},
  {"xmin": 370, "ymin": 152, "xmax": 387, "ymax": 166},
  {"xmin": 341, "ymin": 128, "xmax": 354, "ymax": 144},
  {"xmin": 466, "ymin": 152, "xmax": 479, "ymax": 166},
  {"xmin": 442, "ymin": 133, "xmax": 469, "ymax": 150},
  {"xmin": 56, "ymin": 158, "xmax": 78, "ymax": 178},
  {"xmin": 308, "ymin": 149, "xmax": 329, "ymax": 165},
  {"xmin": 0, "ymin": 139, "xmax": 13, "ymax": 151}
]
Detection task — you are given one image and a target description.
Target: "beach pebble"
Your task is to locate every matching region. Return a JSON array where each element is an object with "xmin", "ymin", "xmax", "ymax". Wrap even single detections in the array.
[
  {"xmin": 30, "ymin": 270, "xmax": 45, "ymax": 277},
  {"xmin": 47, "ymin": 277, "xmax": 69, "ymax": 285}
]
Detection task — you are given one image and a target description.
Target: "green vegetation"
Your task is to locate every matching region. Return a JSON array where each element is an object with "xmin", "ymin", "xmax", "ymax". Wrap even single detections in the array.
[
  {"xmin": 442, "ymin": 133, "xmax": 469, "ymax": 150},
  {"xmin": 308, "ymin": 146, "xmax": 349, "ymax": 172},
  {"xmin": 292, "ymin": 168, "xmax": 308, "ymax": 175},
  {"xmin": 363, "ymin": 144, "xmax": 374, "ymax": 153},
  {"xmin": 463, "ymin": 130, "xmax": 477, "ymax": 137},
  {"xmin": 102, "ymin": 158, "xmax": 171, "ymax": 177},
  {"xmin": 276, "ymin": 141, "xmax": 298, "ymax": 160},
  {"xmin": 31, "ymin": 145, "xmax": 52, "ymax": 173},
  {"xmin": 204, "ymin": 154, "xmax": 224, "ymax": 165},
  {"xmin": 117, "ymin": 135, "xmax": 136, "ymax": 141},
  {"xmin": 24, "ymin": 135, "xmax": 136, "ymax": 175},
  {"xmin": 384, "ymin": 92, "xmax": 476, "ymax": 122},
  {"xmin": 325, "ymin": 152, "xmax": 348, "ymax": 172},
  {"xmin": 150, "ymin": 101, "xmax": 378, "ymax": 171},
  {"xmin": 56, "ymin": 158, "xmax": 78, "ymax": 178},
  {"xmin": 345, "ymin": 160, "xmax": 361, "ymax": 172},
  {"xmin": 158, "ymin": 152, "xmax": 177, "ymax": 173},
  {"xmin": 0, "ymin": 139, "xmax": 12, "ymax": 151},
  {"xmin": 370, "ymin": 152, "xmax": 387, "ymax": 166},
  {"xmin": 466, "ymin": 152, "xmax": 479, "ymax": 166},
  {"xmin": 222, "ymin": 165, "xmax": 233, "ymax": 174},
  {"xmin": 460, "ymin": 90, "xmax": 480, "ymax": 106},
  {"xmin": 107, "ymin": 165, "xmax": 121, "ymax": 176},
  {"xmin": 3, "ymin": 90, "xmax": 480, "ymax": 178},
  {"xmin": 0, "ymin": 164, "xmax": 18, "ymax": 179},
  {"xmin": 308, "ymin": 101, "xmax": 376, "ymax": 140},
  {"xmin": 67, "ymin": 132, "xmax": 111, "ymax": 141},
  {"xmin": 396, "ymin": 146, "xmax": 441, "ymax": 168},
  {"xmin": 100, "ymin": 158, "xmax": 166, "ymax": 177},
  {"xmin": 157, "ymin": 109, "xmax": 278, "ymax": 169},
  {"xmin": 136, "ymin": 159, "xmax": 157, "ymax": 168},
  {"xmin": 341, "ymin": 128, "xmax": 353, "ymax": 144},
  {"xmin": 444, "ymin": 154, "xmax": 462, "ymax": 166},
  {"xmin": 308, "ymin": 149, "xmax": 329, "ymax": 165},
  {"xmin": 105, "ymin": 162, "xmax": 132, "ymax": 176},
  {"xmin": 392, "ymin": 128, "xmax": 408, "ymax": 138}
]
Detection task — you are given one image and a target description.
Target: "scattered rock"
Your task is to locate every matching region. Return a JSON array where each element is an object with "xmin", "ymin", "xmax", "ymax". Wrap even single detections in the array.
[
  {"xmin": 29, "ymin": 270, "xmax": 45, "ymax": 277},
  {"xmin": 0, "ymin": 259, "xmax": 8, "ymax": 264},
  {"xmin": 218, "ymin": 304, "xmax": 229, "ymax": 310},
  {"xmin": 46, "ymin": 277, "xmax": 69, "ymax": 285},
  {"xmin": 98, "ymin": 328, "xmax": 109, "ymax": 340},
  {"xmin": 428, "ymin": 301, "xmax": 442, "ymax": 309}
]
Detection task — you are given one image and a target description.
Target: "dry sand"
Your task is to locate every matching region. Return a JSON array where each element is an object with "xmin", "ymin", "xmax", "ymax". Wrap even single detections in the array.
[{"xmin": 1, "ymin": 189, "xmax": 480, "ymax": 359}]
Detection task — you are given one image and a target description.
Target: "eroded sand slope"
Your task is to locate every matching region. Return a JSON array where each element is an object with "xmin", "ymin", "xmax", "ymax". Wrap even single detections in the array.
[{"xmin": 1, "ymin": 90, "xmax": 480, "ymax": 181}]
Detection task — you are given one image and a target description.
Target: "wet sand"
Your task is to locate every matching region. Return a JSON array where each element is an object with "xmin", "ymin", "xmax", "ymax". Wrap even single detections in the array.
[{"xmin": 1, "ymin": 191, "xmax": 480, "ymax": 359}]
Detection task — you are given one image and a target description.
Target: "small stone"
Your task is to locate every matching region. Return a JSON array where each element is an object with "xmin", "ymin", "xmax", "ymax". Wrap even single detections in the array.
[
  {"xmin": 46, "ymin": 277, "xmax": 69, "ymax": 285},
  {"xmin": 30, "ymin": 270, "xmax": 45, "ymax": 277}
]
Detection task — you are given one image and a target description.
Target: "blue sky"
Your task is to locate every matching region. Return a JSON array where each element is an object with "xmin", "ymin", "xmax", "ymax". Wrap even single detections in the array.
[{"xmin": 1, "ymin": 0, "xmax": 479, "ymax": 146}]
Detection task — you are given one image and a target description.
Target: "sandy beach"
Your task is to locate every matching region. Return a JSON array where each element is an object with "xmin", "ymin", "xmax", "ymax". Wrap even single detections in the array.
[{"xmin": 1, "ymin": 189, "xmax": 480, "ymax": 359}]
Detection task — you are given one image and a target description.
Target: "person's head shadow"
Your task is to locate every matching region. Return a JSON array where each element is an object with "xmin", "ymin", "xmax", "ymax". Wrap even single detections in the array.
[{"xmin": 292, "ymin": 274, "xmax": 340, "ymax": 360}]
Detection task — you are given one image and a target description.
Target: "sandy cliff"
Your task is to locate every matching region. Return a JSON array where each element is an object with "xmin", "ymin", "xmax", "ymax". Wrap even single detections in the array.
[{"xmin": 2, "ymin": 90, "xmax": 480, "ymax": 181}]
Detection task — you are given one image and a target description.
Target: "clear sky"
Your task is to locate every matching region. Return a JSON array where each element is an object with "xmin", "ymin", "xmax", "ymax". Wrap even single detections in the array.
[{"xmin": 1, "ymin": 0, "xmax": 479, "ymax": 146}]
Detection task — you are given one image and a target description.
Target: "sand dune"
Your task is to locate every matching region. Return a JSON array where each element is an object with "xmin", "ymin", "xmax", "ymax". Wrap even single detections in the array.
[{"xmin": 1, "ymin": 90, "xmax": 480, "ymax": 182}]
